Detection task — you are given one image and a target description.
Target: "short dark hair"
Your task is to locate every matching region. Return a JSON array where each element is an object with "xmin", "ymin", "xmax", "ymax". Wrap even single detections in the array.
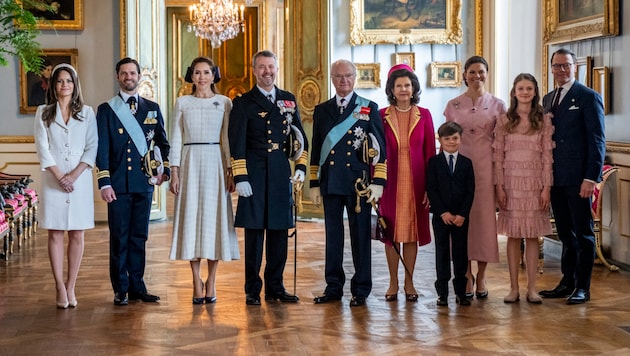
[
  {"xmin": 252, "ymin": 50, "xmax": 277, "ymax": 68},
  {"xmin": 116, "ymin": 57, "xmax": 141, "ymax": 74},
  {"xmin": 385, "ymin": 69, "xmax": 422, "ymax": 105},
  {"xmin": 437, "ymin": 121, "xmax": 463, "ymax": 138},
  {"xmin": 550, "ymin": 48, "xmax": 577, "ymax": 64}
]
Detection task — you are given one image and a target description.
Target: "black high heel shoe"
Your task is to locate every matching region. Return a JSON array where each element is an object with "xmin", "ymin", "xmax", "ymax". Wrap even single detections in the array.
[
  {"xmin": 192, "ymin": 281, "xmax": 205, "ymax": 304},
  {"xmin": 465, "ymin": 276, "xmax": 475, "ymax": 299}
]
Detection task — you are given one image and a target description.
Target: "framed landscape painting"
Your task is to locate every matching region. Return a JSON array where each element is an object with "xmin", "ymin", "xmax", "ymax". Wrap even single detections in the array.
[
  {"xmin": 350, "ymin": 0, "xmax": 462, "ymax": 45},
  {"xmin": 543, "ymin": 0, "xmax": 619, "ymax": 44}
]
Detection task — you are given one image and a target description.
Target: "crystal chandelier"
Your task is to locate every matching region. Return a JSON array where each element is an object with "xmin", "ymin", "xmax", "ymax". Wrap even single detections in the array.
[{"xmin": 188, "ymin": 0, "xmax": 250, "ymax": 48}]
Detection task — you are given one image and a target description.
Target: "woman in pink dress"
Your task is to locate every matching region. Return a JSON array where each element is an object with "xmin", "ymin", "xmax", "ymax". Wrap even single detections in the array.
[
  {"xmin": 444, "ymin": 56, "xmax": 506, "ymax": 299},
  {"xmin": 380, "ymin": 64, "xmax": 436, "ymax": 302},
  {"xmin": 494, "ymin": 73, "xmax": 553, "ymax": 304}
]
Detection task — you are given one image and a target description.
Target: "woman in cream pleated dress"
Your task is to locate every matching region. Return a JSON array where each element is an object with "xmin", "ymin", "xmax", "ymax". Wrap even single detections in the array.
[{"xmin": 169, "ymin": 57, "xmax": 239, "ymax": 304}]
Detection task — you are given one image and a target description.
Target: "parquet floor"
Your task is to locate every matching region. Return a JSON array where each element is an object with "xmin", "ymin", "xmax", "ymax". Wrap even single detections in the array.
[{"xmin": 2, "ymin": 200, "xmax": 630, "ymax": 355}]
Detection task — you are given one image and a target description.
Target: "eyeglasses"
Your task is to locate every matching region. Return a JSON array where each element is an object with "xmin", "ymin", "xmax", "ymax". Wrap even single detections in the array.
[
  {"xmin": 551, "ymin": 63, "xmax": 574, "ymax": 70},
  {"xmin": 332, "ymin": 74, "xmax": 355, "ymax": 80}
]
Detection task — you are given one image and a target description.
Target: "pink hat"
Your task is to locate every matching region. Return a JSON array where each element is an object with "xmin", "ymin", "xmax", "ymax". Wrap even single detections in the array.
[{"xmin": 388, "ymin": 63, "xmax": 414, "ymax": 77}]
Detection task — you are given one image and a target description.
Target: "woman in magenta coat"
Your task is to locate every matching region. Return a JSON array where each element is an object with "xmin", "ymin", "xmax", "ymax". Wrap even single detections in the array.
[{"xmin": 380, "ymin": 64, "xmax": 436, "ymax": 302}]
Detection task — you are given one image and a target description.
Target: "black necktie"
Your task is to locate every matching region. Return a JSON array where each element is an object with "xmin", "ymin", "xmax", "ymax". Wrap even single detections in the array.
[
  {"xmin": 449, "ymin": 154, "xmax": 454, "ymax": 173},
  {"xmin": 267, "ymin": 94, "xmax": 274, "ymax": 103},
  {"xmin": 339, "ymin": 98, "xmax": 346, "ymax": 114},
  {"xmin": 551, "ymin": 87, "xmax": 563, "ymax": 112},
  {"xmin": 127, "ymin": 96, "xmax": 137, "ymax": 115}
]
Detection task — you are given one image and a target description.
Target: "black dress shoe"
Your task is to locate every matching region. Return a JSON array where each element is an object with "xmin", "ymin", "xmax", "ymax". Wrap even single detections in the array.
[
  {"xmin": 192, "ymin": 297, "xmax": 205, "ymax": 305},
  {"xmin": 265, "ymin": 291, "xmax": 299, "ymax": 303},
  {"xmin": 349, "ymin": 296, "xmax": 366, "ymax": 307},
  {"xmin": 205, "ymin": 296, "xmax": 217, "ymax": 304},
  {"xmin": 567, "ymin": 289, "xmax": 590, "ymax": 305},
  {"xmin": 245, "ymin": 294, "xmax": 261, "ymax": 305},
  {"xmin": 313, "ymin": 294, "xmax": 342, "ymax": 304},
  {"xmin": 456, "ymin": 295, "xmax": 471, "ymax": 306},
  {"xmin": 539, "ymin": 284, "xmax": 572, "ymax": 298},
  {"xmin": 114, "ymin": 292, "xmax": 128, "ymax": 306},
  {"xmin": 436, "ymin": 296, "xmax": 448, "ymax": 306},
  {"xmin": 129, "ymin": 292, "xmax": 160, "ymax": 302}
]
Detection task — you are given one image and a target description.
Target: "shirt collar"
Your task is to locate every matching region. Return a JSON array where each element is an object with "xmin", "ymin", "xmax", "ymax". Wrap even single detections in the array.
[
  {"xmin": 257, "ymin": 86, "xmax": 276, "ymax": 101},
  {"xmin": 443, "ymin": 151, "xmax": 459, "ymax": 160},
  {"xmin": 120, "ymin": 91, "xmax": 138, "ymax": 103},
  {"xmin": 336, "ymin": 92, "xmax": 353, "ymax": 107}
]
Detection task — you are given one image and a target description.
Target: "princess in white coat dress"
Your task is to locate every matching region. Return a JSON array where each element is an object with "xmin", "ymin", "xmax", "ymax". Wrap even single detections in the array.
[{"xmin": 34, "ymin": 64, "xmax": 98, "ymax": 309}]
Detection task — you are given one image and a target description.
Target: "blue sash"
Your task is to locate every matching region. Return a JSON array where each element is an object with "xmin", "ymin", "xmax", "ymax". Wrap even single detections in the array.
[
  {"xmin": 107, "ymin": 96, "xmax": 148, "ymax": 157},
  {"xmin": 319, "ymin": 96, "xmax": 370, "ymax": 167}
]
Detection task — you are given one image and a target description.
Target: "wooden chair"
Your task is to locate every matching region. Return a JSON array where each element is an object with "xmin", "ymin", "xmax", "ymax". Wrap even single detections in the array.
[{"xmin": 592, "ymin": 166, "xmax": 619, "ymax": 271}]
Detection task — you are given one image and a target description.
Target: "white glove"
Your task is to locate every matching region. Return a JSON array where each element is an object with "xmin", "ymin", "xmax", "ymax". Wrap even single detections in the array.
[
  {"xmin": 235, "ymin": 181, "xmax": 253, "ymax": 197},
  {"xmin": 366, "ymin": 184, "xmax": 383, "ymax": 204},
  {"xmin": 310, "ymin": 186, "xmax": 321, "ymax": 206},
  {"xmin": 292, "ymin": 169, "xmax": 305, "ymax": 183}
]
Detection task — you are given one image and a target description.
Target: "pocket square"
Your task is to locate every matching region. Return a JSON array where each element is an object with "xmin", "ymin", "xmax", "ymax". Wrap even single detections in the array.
[{"xmin": 568, "ymin": 105, "xmax": 580, "ymax": 110}]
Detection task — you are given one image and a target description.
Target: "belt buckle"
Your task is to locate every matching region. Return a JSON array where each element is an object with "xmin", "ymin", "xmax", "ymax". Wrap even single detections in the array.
[{"xmin": 271, "ymin": 142, "xmax": 279, "ymax": 150}]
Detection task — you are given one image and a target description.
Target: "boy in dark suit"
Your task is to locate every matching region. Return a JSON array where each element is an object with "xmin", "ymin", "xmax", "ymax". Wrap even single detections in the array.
[{"xmin": 426, "ymin": 122, "xmax": 475, "ymax": 307}]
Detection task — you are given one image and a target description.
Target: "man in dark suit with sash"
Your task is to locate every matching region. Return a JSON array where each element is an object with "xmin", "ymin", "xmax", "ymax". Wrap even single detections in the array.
[
  {"xmin": 539, "ymin": 48, "xmax": 605, "ymax": 304},
  {"xmin": 96, "ymin": 57, "xmax": 171, "ymax": 306},
  {"xmin": 228, "ymin": 50, "xmax": 308, "ymax": 306},
  {"xmin": 310, "ymin": 59, "xmax": 387, "ymax": 307}
]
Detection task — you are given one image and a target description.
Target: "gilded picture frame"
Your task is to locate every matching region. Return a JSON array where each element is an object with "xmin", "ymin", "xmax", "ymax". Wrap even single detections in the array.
[
  {"xmin": 394, "ymin": 52, "xmax": 415, "ymax": 70},
  {"xmin": 543, "ymin": 0, "xmax": 619, "ymax": 44},
  {"xmin": 25, "ymin": 0, "xmax": 84, "ymax": 30},
  {"xmin": 575, "ymin": 56, "xmax": 593, "ymax": 88},
  {"xmin": 430, "ymin": 61, "xmax": 461, "ymax": 88},
  {"xmin": 592, "ymin": 66, "xmax": 610, "ymax": 114},
  {"xmin": 19, "ymin": 48, "xmax": 79, "ymax": 114},
  {"xmin": 349, "ymin": 0, "xmax": 463, "ymax": 45},
  {"xmin": 355, "ymin": 63, "xmax": 381, "ymax": 89}
]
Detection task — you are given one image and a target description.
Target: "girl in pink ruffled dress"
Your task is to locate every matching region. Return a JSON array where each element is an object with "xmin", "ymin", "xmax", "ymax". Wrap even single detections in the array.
[{"xmin": 493, "ymin": 73, "xmax": 554, "ymax": 304}]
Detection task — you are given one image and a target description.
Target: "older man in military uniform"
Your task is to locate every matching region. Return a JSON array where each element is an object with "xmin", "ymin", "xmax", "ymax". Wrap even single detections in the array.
[
  {"xmin": 228, "ymin": 50, "xmax": 308, "ymax": 306},
  {"xmin": 96, "ymin": 57, "xmax": 170, "ymax": 306},
  {"xmin": 310, "ymin": 59, "xmax": 387, "ymax": 307}
]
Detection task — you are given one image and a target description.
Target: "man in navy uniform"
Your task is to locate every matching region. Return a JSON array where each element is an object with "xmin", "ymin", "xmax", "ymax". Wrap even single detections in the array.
[
  {"xmin": 228, "ymin": 50, "xmax": 308, "ymax": 306},
  {"xmin": 96, "ymin": 57, "xmax": 171, "ymax": 306},
  {"xmin": 310, "ymin": 59, "xmax": 387, "ymax": 307}
]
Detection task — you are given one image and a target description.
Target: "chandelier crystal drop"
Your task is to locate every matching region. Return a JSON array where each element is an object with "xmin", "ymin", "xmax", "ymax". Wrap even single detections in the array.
[{"xmin": 188, "ymin": 0, "xmax": 249, "ymax": 48}]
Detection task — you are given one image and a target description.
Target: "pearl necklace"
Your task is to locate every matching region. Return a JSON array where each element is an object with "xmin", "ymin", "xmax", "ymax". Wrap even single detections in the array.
[{"xmin": 395, "ymin": 106, "xmax": 412, "ymax": 112}]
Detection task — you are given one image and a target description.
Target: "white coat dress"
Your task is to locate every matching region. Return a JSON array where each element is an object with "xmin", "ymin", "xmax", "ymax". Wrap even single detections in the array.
[{"xmin": 34, "ymin": 104, "xmax": 98, "ymax": 230}]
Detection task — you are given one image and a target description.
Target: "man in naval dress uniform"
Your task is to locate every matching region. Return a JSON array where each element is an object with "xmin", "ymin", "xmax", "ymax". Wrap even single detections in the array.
[
  {"xmin": 96, "ymin": 57, "xmax": 171, "ymax": 306},
  {"xmin": 310, "ymin": 59, "xmax": 387, "ymax": 307},
  {"xmin": 228, "ymin": 50, "xmax": 309, "ymax": 306}
]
